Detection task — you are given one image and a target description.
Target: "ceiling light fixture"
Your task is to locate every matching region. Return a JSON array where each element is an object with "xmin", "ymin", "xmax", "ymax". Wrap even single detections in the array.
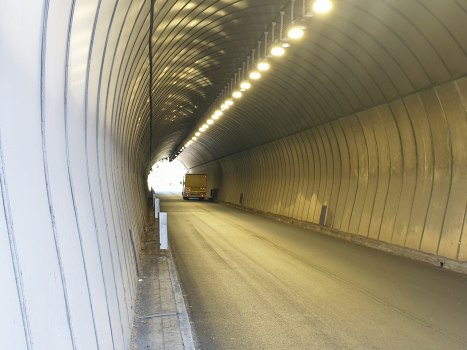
[
  {"xmin": 287, "ymin": 21, "xmax": 307, "ymax": 40},
  {"xmin": 240, "ymin": 81, "xmax": 251, "ymax": 89},
  {"xmin": 313, "ymin": 0, "xmax": 332, "ymax": 13},
  {"xmin": 249, "ymin": 71, "xmax": 261, "ymax": 79},
  {"xmin": 271, "ymin": 45, "xmax": 285, "ymax": 56},
  {"xmin": 288, "ymin": 28, "xmax": 304, "ymax": 39},
  {"xmin": 176, "ymin": 0, "xmax": 321, "ymax": 157},
  {"xmin": 258, "ymin": 62, "xmax": 270, "ymax": 71}
]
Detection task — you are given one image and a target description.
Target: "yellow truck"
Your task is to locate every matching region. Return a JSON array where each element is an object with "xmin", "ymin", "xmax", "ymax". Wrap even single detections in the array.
[{"xmin": 182, "ymin": 174, "xmax": 207, "ymax": 200}]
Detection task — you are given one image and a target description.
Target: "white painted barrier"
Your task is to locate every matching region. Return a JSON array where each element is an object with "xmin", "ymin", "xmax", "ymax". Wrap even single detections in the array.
[
  {"xmin": 155, "ymin": 198, "xmax": 160, "ymax": 219},
  {"xmin": 160, "ymin": 212, "xmax": 168, "ymax": 250}
]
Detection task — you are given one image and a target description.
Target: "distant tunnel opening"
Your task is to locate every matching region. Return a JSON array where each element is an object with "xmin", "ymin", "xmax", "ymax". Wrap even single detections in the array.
[{"xmin": 148, "ymin": 159, "xmax": 187, "ymax": 193}]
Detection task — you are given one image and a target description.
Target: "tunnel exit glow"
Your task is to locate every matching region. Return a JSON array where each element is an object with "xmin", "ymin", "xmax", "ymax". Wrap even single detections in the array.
[{"xmin": 148, "ymin": 159, "xmax": 187, "ymax": 192}]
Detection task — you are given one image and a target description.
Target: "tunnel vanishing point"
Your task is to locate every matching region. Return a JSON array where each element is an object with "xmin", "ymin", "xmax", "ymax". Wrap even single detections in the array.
[{"xmin": 2, "ymin": 0, "xmax": 467, "ymax": 349}]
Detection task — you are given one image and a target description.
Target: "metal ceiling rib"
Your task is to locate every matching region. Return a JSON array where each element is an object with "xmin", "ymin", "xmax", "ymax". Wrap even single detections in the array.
[
  {"xmin": 146, "ymin": 0, "xmax": 288, "ymax": 165},
  {"xmin": 172, "ymin": 0, "xmax": 467, "ymax": 168}
]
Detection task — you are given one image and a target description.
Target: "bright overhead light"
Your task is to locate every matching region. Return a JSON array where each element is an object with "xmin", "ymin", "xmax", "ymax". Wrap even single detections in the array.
[
  {"xmin": 232, "ymin": 91, "xmax": 242, "ymax": 98},
  {"xmin": 207, "ymin": 119, "xmax": 214, "ymax": 125},
  {"xmin": 313, "ymin": 0, "xmax": 332, "ymax": 13},
  {"xmin": 221, "ymin": 104, "xmax": 229, "ymax": 110},
  {"xmin": 258, "ymin": 62, "xmax": 270, "ymax": 71},
  {"xmin": 192, "ymin": 137, "xmax": 197, "ymax": 140},
  {"xmin": 288, "ymin": 22, "xmax": 307, "ymax": 40},
  {"xmin": 202, "ymin": 124, "xmax": 209, "ymax": 129},
  {"xmin": 282, "ymin": 43, "xmax": 291, "ymax": 48},
  {"xmin": 271, "ymin": 46, "xmax": 285, "ymax": 56},
  {"xmin": 212, "ymin": 115, "xmax": 219, "ymax": 120},
  {"xmin": 199, "ymin": 127, "xmax": 205, "ymax": 132},
  {"xmin": 240, "ymin": 81, "xmax": 251, "ymax": 89},
  {"xmin": 215, "ymin": 110, "xmax": 222, "ymax": 116},
  {"xmin": 195, "ymin": 132, "xmax": 201, "ymax": 136},
  {"xmin": 249, "ymin": 71, "xmax": 261, "ymax": 80},
  {"xmin": 288, "ymin": 28, "xmax": 304, "ymax": 39},
  {"xmin": 225, "ymin": 99, "xmax": 234, "ymax": 106}
]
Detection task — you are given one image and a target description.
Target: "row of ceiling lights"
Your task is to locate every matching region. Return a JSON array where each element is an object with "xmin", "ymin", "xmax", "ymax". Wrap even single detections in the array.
[{"xmin": 174, "ymin": 0, "xmax": 333, "ymax": 158}]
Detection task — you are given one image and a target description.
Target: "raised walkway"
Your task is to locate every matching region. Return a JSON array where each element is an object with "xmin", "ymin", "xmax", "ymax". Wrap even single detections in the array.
[{"xmin": 130, "ymin": 207, "xmax": 195, "ymax": 350}]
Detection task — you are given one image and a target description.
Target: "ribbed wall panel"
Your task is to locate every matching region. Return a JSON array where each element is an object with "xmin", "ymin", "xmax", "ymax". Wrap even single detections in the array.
[
  {"xmin": 0, "ymin": 0, "xmax": 149, "ymax": 348},
  {"xmin": 191, "ymin": 78, "xmax": 467, "ymax": 262}
]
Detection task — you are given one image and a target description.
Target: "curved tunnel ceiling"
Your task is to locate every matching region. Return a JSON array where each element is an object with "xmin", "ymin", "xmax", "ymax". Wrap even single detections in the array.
[
  {"xmin": 138, "ymin": 0, "xmax": 467, "ymax": 169},
  {"xmin": 146, "ymin": 0, "xmax": 289, "ymax": 164}
]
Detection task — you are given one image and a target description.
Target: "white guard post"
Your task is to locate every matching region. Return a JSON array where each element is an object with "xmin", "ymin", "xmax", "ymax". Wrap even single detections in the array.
[
  {"xmin": 159, "ymin": 212, "xmax": 168, "ymax": 250},
  {"xmin": 155, "ymin": 198, "xmax": 160, "ymax": 219}
]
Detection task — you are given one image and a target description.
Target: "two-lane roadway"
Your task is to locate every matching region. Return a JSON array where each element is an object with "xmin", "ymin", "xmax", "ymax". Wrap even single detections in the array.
[{"xmin": 160, "ymin": 192, "xmax": 467, "ymax": 350}]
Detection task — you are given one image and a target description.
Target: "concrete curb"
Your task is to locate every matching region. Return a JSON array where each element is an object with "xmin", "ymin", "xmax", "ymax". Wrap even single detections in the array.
[{"xmin": 167, "ymin": 248, "xmax": 196, "ymax": 350}]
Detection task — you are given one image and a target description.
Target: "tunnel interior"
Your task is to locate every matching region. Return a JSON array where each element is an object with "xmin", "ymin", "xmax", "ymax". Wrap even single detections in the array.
[{"xmin": 1, "ymin": 0, "xmax": 467, "ymax": 349}]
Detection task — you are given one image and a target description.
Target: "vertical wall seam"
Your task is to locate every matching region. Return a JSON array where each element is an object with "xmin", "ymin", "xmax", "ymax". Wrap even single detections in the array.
[
  {"xmin": 385, "ymin": 105, "xmax": 404, "ymax": 244},
  {"xmin": 108, "ymin": 1, "xmax": 149, "ymax": 304},
  {"xmin": 103, "ymin": 0, "xmax": 136, "ymax": 334},
  {"xmin": 374, "ymin": 108, "xmax": 391, "ymax": 241},
  {"xmin": 416, "ymin": 93, "xmax": 436, "ymax": 250},
  {"xmin": 44, "ymin": 0, "xmax": 78, "ymax": 347},
  {"xmin": 402, "ymin": 97, "xmax": 419, "ymax": 248},
  {"xmin": 84, "ymin": 0, "xmax": 116, "ymax": 347},
  {"xmin": 433, "ymin": 87, "xmax": 455, "ymax": 255},
  {"xmin": 453, "ymin": 81, "xmax": 467, "ymax": 260},
  {"xmin": 149, "ymin": 0, "xmax": 154, "ymax": 167},
  {"xmin": 0, "ymin": 132, "xmax": 32, "ymax": 348},
  {"xmin": 96, "ymin": 0, "xmax": 126, "ymax": 341}
]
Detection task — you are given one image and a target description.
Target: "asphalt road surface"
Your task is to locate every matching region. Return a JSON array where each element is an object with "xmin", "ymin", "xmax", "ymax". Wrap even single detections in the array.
[{"xmin": 160, "ymin": 192, "xmax": 467, "ymax": 350}]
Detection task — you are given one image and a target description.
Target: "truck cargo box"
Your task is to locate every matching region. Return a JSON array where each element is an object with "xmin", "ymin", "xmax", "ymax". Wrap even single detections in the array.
[{"xmin": 182, "ymin": 174, "xmax": 207, "ymax": 200}]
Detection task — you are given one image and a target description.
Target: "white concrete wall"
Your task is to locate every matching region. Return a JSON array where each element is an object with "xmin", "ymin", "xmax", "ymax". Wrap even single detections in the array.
[{"xmin": 0, "ymin": 0, "xmax": 150, "ymax": 349}]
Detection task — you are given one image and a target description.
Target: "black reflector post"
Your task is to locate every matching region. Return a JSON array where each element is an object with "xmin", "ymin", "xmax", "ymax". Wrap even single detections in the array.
[{"xmin": 320, "ymin": 205, "xmax": 328, "ymax": 226}]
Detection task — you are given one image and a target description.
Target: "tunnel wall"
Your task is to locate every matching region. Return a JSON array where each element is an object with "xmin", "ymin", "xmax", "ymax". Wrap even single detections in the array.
[
  {"xmin": 0, "ymin": 1, "xmax": 149, "ymax": 349},
  {"xmin": 192, "ymin": 77, "xmax": 467, "ymax": 262}
]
